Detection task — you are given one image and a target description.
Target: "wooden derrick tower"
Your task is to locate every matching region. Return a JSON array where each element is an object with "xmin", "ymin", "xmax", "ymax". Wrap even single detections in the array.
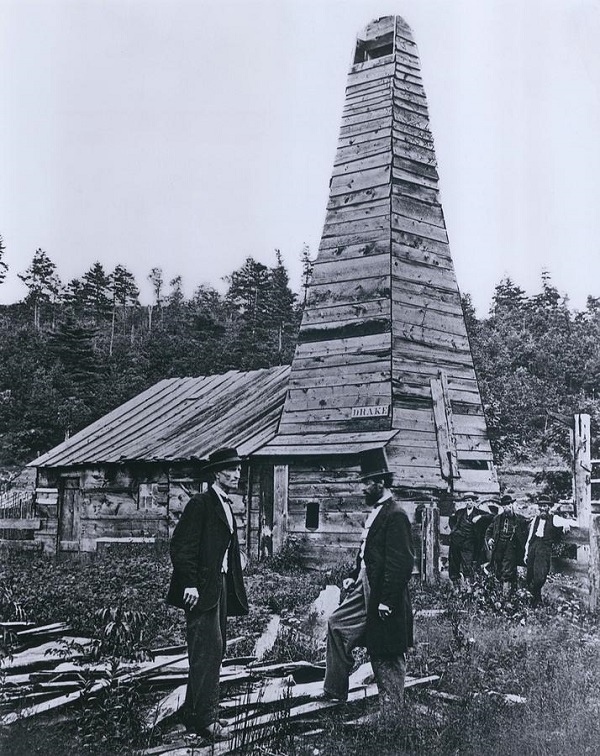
[{"xmin": 256, "ymin": 15, "xmax": 498, "ymax": 562}]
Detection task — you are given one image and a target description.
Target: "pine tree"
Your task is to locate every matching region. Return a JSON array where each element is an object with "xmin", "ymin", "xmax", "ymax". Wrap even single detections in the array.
[
  {"xmin": 109, "ymin": 264, "xmax": 140, "ymax": 354},
  {"xmin": 148, "ymin": 267, "xmax": 164, "ymax": 331},
  {"xmin": 18, "ymin": 248, "xmax": 62, "ymax": 328},
  {"xmin": 80, "ymin": 262, "xmax": 113, "ymax": 324},
  {"xmin": 50, "ymin": 315, "xmax": 99, "ymax": 389},
  {"xmin": 165, "ymin": 275, "xmax": 185, "ymax": 332},
  {"xmin": 267, "ymin": 250, "xmax": 298, "ymax": 363},
  {"xmin": 0, "ymin": 235, "xmax": 8, "ymax": 285},
  {"xmin": 300, "ymin": 243, "xmax": 314, "ymax": 308}
]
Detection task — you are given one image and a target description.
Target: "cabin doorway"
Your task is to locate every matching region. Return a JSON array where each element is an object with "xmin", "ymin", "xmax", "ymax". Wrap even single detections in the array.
[
  {"xmin": 258, "ymin": 464, "xmax": 288, "ymax": 559},
  {"xmin": 58, "ymin": 477, "xmax": 81, "ymax": 551}
]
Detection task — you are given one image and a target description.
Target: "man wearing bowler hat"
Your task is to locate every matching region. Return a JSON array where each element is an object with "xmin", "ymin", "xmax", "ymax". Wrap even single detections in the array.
[
  {"xmin": 167, "ymin": 447, "xmax": 248, "ymax": 741},
  {"xmin": 448, "ymin": 491, "xmax": 488, "ymax": 589},
  {"xmin": 485, "ymin": 494, "xmax": 529, "ymax": 595},
  {"xmin": 524, "ymin": 493, "xmax": 576, "ymax": 606},
  {"xmin": 322, "ymin": 448, "xmax": 414, "ymax": 712}
]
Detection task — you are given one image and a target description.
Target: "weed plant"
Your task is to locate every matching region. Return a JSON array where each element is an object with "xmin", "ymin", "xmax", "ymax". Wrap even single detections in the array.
[{"xmin": 3, "ymin": 550, "xmax": 600, "ymax": 754}]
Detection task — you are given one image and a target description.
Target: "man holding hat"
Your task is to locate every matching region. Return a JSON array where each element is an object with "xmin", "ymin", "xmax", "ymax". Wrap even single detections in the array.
[
  {"xmin": 322, "ymin": 448, "xmax": 414, "ymax": 712},
  {"xmin": 485, "ymin": 494, "xmax": 528, "ymax": 595},
  {"xmin": 167, "ymin": 447, "xmax": 249, "ymax": 740},
  {"xmin": 524, "ymin": 494, "xmax": 576, "ymax": 606}
]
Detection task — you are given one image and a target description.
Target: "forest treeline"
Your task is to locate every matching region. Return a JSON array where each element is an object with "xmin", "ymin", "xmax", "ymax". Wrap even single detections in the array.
[{"xmin": 1, "ymin": 240, "xmax": 599, "ymax": 467}]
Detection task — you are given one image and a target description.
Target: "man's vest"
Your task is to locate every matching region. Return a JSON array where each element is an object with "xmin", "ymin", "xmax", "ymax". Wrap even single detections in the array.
[
  {"xmin": 498, "ymin": 513, "xmax": 518, "ymax": 542},
  {"xmin": 531, "ymin": 514, "xmax": 555, "ymax": 543},
  {"xmin": 453, "ymin": 508, "xmax": 477, "ymax": 539}
]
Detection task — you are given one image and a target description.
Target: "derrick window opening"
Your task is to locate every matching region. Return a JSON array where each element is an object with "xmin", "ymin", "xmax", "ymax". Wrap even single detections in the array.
[
  {"xmin": 457, "ymin": 459, "xmax": 491, "ymax": 471},
  {"xmin": 353, "ymin": 32, "xmax": 394, "ymax": 64},
  {"xmin": 305, "ymin": 501, "xmax": 320, "ymax": 530}
]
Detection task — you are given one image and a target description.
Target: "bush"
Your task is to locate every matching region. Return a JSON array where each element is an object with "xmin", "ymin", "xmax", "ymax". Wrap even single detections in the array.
[{"xmin": 0, "ymin": 546, "xmax": 180, "ymax": 648}]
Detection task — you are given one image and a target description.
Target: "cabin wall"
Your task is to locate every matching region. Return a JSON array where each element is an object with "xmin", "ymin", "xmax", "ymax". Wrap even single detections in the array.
[
  {"xmin": 34, "ymin": 461, "xmax": 250, "ymax": 555},
  {"xmin": 256, "ymin": 455, "xmax": 429, "ymax": 569}
]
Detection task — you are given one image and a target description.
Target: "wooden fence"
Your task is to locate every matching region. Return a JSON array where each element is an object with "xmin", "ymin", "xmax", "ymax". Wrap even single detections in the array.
[{"xmin": 0, "ymin": 489, "xmax": 39, "ymax": 543}]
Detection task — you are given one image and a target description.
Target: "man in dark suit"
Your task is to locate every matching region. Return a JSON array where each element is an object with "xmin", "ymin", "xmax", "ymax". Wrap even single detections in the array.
[
  {"xmin": 485, "ymin": 494, "xmax": 528, "ymax": 595},
  {"xmin": 322, "ymin": 448, "xmax": 414, "ymax": 712},
  {"xmin": 166, "ymin": 447, "xmax": 248, "ymax": 741},
  {"xmin": 448, "ymin": 492, "xmax": 489, "ymax": 589}
]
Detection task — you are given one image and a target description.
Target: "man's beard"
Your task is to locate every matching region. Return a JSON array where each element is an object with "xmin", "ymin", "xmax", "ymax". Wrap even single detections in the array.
[{"xmin": 365, "ymin": 488, "xmax": 381, "ymax": 507}]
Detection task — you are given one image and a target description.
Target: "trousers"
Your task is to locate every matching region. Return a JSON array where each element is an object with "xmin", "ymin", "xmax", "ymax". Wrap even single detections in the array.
[
  {"xmin": 448, "ymin": 535, "xmax": 475, "ymax": 581},
  {"xmin": 324, "ymin": 570, "xmax": 406, "ymax": 709},
  {"xmin": 183, "ymin": 575, "xmax": 227, "ymax": 730},
  {"xmin": 526, "ymin": 539, "xmax": 552, "ymax": 602},
  {"xmin": 493, "ymin": 539, "xmax": 519, "ymax": 583}
]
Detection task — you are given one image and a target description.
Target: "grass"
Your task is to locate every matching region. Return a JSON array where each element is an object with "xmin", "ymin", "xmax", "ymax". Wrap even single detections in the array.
[{"xmin": 2, "ymin": 549, "xmax": 600, "ymax": 754}]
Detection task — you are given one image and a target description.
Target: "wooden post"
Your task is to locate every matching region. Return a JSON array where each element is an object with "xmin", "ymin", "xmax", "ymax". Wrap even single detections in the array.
[
  {"xmin": 430, "ymin": 373, "xmax": 459, "ymax": 482},
  {"xmin": 422, "ymin": 503, "xmax": 440, "ymax": 584},
  {"xmin": 272, "ymin": 464, "xmax": 289, "ymax": 554},
  {"xmin": 589, "ymin": 515, "xmax": 600, "ymax": 613},
  {"xmin": 572, "ymin": 414, "xmax": 591, "ymax": 529}
]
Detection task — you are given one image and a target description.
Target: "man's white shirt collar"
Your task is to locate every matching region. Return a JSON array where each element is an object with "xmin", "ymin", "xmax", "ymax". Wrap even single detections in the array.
[{"xmin": 212, "ymin": 484, "xmax": 234, "ymax": 532}]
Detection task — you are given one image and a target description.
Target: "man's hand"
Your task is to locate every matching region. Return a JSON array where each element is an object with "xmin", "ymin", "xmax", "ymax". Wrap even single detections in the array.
[
  {"xmin": 378, "ymin": 603, "xmax": 392, "ymax": 620},
  {"xmin": 342, "ymin": 578, "xmax": 355, "ymax": 591},
  {"xmin": 183, "ymin": 587, "xmax": 199, "ymax": 609},
  {"xmin": 487, "ymin": 538, "xmax": 494, "ymax": 550}
]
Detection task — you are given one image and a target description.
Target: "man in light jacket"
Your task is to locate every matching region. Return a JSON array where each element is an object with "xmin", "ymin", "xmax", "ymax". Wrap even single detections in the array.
[{"xmin": 524, "ymin": 493, "xmax": 575, "ymax": 606}]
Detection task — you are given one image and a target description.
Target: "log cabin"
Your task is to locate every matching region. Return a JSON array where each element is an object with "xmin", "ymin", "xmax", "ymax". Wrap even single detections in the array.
[{"xmin": 27, "ymin": 15, "xmax": 499, "ymax": 565}]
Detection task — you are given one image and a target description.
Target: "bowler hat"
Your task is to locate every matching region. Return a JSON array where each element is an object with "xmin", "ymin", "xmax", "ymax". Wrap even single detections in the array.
[
  {"xmin": 500, "ymin": 494, "xmax": 515, "ymax": 505},
  {"xmin": 203, "ymin": 447, "xmax": 243, "ymax": 474},
  {"xmin": 537, "ymin": 494, "xmax": 553, "ymax": 506},
  {"xmin": 359, "ymin": 448, "xmax": 391, "ymax": 481},
  {"xmin": 462, "ymin": 492, "xmax": 478, "ymax": 501}
]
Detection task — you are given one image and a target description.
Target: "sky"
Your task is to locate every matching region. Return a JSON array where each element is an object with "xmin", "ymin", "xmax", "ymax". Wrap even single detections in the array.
[{"xmin": 1, "ymin": 0, "xmax": 599, "ymax": 314}]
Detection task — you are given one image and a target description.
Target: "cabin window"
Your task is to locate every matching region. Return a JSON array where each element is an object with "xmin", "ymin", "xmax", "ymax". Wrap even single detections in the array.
[{"xmin": 305, "ymin": 501, "xmax": 320, "ymax": 530}]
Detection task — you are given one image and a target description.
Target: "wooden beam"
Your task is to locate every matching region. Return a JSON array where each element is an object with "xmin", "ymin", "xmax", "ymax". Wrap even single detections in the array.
[
  {"xmin": 588, "ymin": 515, "xmax": 600, "ymax": 612},
  {"xmin": 572, "ymin": 414, "xmax": 591, "ymax": 528}
]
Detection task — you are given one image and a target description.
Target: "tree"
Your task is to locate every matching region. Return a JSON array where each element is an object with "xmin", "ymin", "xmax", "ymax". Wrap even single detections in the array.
[
  {"xmin": 224, "ymin": 254, "xmax": 300, "ymax": 369},
  {"xmin": 50, "ymin": 315, "xmax": 99, "ymax": 389},
  {"xmin": 148, "ymin": 267, "xmax": 164, "ymax": 330},
  {"xmin": 109, "ymin": 265, "xmax": 140, "ymax": 354},
  {"xmin": 300, "ymin": 243, "xmax": 314, "ymax": 308},
  {"xmin": 18, "ymin": 248, "xmax": 62, "ymax": 328},
  {"xmin": 267, "ymin": 250, "xmax": 299, "ymax": 363},
  {"xmin": 165, "ymin": 275, "xmax": 185, "ymax": 332},
  {"xmin": 0, "ymin": 234, "xmax": 8, "ymax": 285},
  {"xmin": 80, "ymin": 262, "xmax": 113, "ymax": 324}
]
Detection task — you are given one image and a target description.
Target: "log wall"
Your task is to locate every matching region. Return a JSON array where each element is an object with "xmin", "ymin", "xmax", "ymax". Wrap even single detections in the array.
[{"xmin": 33, "ymin": 462, "xmax": 249, "ymax": 555}]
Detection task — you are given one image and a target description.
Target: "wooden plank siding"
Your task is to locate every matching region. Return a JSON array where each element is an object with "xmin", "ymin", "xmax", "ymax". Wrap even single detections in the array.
[
  {"xmin": 282, "ymin": 455, "xmax": 430, "ymax": 566},
  {"xmin": 268, "ymin": 14, "xmax": 498, "ymax": 514}
]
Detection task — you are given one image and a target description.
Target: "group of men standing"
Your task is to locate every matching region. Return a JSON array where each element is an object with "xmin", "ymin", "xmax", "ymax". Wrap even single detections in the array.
[
  {"xmin": 166, "ymin": 444, "xmax": 574, "ymax": 742},
  {"xmin": 449, "ymin": 491, "xmax": 574, "ymax": 605}
]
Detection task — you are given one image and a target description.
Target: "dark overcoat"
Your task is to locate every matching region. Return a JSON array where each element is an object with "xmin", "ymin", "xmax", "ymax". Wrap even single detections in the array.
[
  {"xmin": 486, "ymin": 512, "xmax": 529, "ymax": 567},
  {"xmin": 166, "ymin": 487, "xmax": 248, "ymax": 616},
  {"xmin": 356, "ymin": 498, "xmax": 414, "ymax": 657}
]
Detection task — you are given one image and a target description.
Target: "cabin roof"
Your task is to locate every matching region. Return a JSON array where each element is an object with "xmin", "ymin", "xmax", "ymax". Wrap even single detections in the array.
[{"xmin": 31, "ymin": 366, "xmax": 291, "ymax": 468}]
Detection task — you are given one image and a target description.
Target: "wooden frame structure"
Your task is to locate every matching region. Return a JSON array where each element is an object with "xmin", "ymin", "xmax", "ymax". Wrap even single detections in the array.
[
  {"xmin": 252, "ymin": 15, "xmax": 499, "ymax": 565},
  {"xmin": 570, "ymin": 413, "xmax": 600, "ymax": 610}
]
